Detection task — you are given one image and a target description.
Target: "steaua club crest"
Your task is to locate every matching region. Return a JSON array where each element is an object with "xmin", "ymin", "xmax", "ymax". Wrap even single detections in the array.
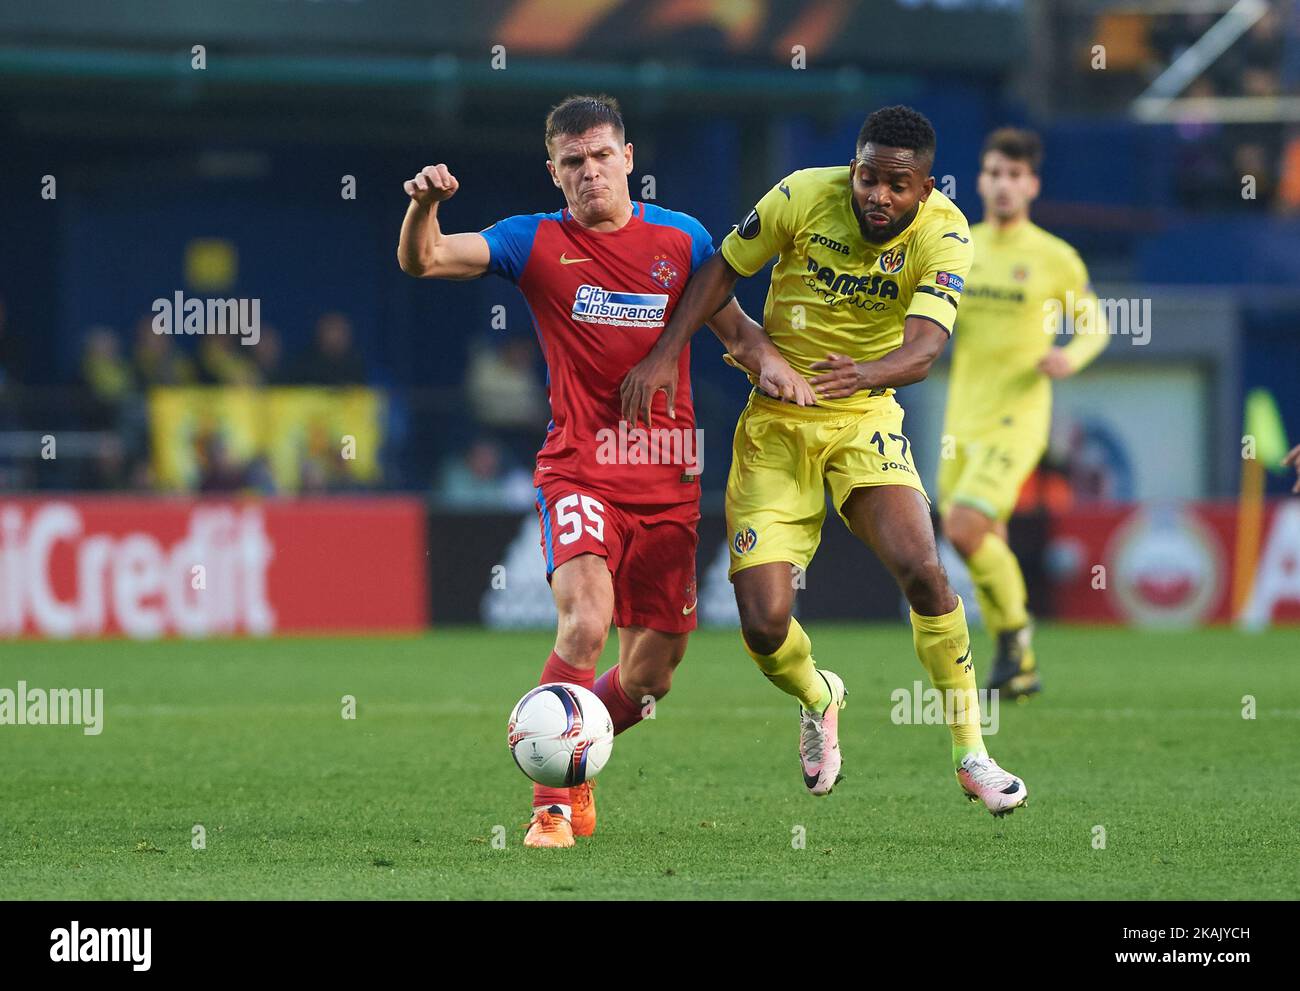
[
  {"xmin": 650, "ymin": 254, "xmax": 680, "ymax": 289},
  {"xmin": 878, "ymin": 245, "xmax": 906, "ymax": 274}
]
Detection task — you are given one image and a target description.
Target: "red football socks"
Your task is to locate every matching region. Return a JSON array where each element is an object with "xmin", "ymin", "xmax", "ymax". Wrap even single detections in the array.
[
  {"xmin": 532, "ymin": 650, "xmax": 594, "ymax": 813},
  {"xmin": 593, "ymin": 664, "xmax": 645, "ymax": 736}
]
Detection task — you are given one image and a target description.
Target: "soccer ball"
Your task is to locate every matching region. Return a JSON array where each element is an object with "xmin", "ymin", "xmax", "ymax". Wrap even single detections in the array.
[{"xmin": 507, "ymin": 683, "xmax": 614, "ymax": 787}]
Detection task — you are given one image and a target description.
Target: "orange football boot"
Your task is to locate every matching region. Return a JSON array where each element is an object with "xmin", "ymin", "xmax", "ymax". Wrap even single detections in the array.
[
  {"xmin": 571, "ymin": 781, "xmax": 596, "ymax": 837},
  {"xmin": 523, "ymin": 807, "xmax": 574, "ymax": 848}
]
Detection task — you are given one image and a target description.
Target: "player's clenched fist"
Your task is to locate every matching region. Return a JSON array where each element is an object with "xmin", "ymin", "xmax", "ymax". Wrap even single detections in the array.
[{"xmin": 404, "ymin": 164, "xmax": 459, "ymax": 205}]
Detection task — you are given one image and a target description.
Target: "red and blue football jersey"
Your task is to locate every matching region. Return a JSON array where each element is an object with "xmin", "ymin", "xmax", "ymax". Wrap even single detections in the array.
[{"xmin": 481, "ymin": 202, "xmax": 714, "ymax": 506}]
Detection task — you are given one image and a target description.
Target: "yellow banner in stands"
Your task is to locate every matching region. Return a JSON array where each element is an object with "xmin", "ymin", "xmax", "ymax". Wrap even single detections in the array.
[{"xmin": 148, "ymin": 387, "xmax": 384, "ymax": 492}]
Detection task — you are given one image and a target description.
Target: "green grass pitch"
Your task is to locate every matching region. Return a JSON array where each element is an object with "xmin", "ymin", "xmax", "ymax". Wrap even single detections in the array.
[{"xmin": 3, "ymin": 624, "xmax": 1297, "ymax": 900}]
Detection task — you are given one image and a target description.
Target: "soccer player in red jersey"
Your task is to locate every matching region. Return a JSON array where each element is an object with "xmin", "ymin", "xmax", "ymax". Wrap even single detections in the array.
[{"xmin": 398, "ymin": 95, "xmax": 812, "ymax": 847}]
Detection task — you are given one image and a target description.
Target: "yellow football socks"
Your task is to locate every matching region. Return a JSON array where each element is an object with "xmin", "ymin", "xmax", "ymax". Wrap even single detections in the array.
[
  {"xmin": 911, "ymin": 596, "xmax": 985, "ymax": 766},
  {"xmin": 965, "ymin": 532, "xmax": 1029, "ymax": 634},
  {"xmin": 744, "ymin": 616, "xmax": 831, "ymax": 713}
]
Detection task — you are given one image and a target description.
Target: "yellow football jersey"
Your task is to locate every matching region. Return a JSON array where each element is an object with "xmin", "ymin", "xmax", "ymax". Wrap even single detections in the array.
[
  {"xmin": 721, "ymin": 166, "xmax": 974, "ymax": 413},
  {"xmin": 945, "ymin": 219, "xmax": 1108, "ymax": 443}
]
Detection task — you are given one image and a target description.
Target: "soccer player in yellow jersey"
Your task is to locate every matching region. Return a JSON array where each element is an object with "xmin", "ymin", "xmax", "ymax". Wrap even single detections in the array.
[
  {"xmin": 622, "ymin": 107, "xmax": 1028, "ymax": 816},
  {"xmin": 940, "ymin": 128, "xmax": 1108, "ymax": 700}
]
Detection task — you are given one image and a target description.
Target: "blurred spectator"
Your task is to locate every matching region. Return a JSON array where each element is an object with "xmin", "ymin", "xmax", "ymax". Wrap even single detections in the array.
[
  {"xmin": 467, "ymin": 336, "xmax": 547, "ymax": 428},
  {"xmin": 296, "ymin": 413, "xmax": 365, "ymax": 493},
  {"xmin": 197, "ymin": 333, "xmax": 260, "ymax": 386},
  {"xmin": 81, "ymin": 326, "xmax": 151, "ymax": 483},
  {"xmin": 82, "ymin": 326, "xmax": 133, "ymax": 408},
  {"xmin": 195, "ymin": 429, "xmax": 273, "ymax": 493},
  {"xmin": 436, "ymin": 437, "xmax": 534, "ymax": 510},
  {"xmin": 132, "ymin": 315, "xmax": 196, "ymax": 387},
  {"xmin": 250, "ymin": 323, "xmax": 285, "ymax": 384},
  {"xmin": 286, "ymin": 311, "xmax": 367, "ymax": 385},
  {"xmin": 466, "ymin": 335, "xmax": 547, "ymax": 465}
]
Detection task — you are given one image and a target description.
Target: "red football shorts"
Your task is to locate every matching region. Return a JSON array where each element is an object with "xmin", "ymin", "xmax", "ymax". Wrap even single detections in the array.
[{"xmin": 534, "ymin": 479, "xmax": 700, "ymax": 634}]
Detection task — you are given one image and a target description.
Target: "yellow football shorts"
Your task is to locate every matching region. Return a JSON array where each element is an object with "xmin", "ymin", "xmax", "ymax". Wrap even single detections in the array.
[
  {"xmin": 725, "ymin": 391, "xmax": 928, "ymax": 577},
  {"xmin": 936, "ymin": 424, "xmax": 1046, "ymax": 523}
]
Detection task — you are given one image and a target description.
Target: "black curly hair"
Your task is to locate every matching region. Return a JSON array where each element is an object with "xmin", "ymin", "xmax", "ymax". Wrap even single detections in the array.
[{"xmin": 856, "ymin": 105, "xmax": 936, "ymax": 167}]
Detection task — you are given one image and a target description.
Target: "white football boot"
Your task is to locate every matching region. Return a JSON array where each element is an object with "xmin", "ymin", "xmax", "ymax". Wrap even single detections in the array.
[
  {"xmin": 799, "ymin": 670, "xmax": 847, "ymax": 796},
  {"xmin": 957, "ymin": 752, "xmax": 1028, "ymax": 817}
]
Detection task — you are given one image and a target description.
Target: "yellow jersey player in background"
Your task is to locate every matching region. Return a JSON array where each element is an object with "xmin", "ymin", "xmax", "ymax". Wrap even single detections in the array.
[
  {"xmin": 940, "ymin": 128, "xmax": 1109, "ymax": 699},
  {"xmin": 622, "ymin": 106, "xmax": 1029, "ymax": 817}
]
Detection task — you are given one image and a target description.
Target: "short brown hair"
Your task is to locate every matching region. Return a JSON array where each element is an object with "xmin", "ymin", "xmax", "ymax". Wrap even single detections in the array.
[
  {"xmin": 982, "ymin": 127, "xmax": 1043, "ymax": 174},
  {"xmin": 545, "ymin": 94, "xmax": 624, "ymax": 153}
]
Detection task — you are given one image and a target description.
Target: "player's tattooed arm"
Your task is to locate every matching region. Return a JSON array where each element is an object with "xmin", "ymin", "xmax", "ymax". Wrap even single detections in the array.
[
  {"xmin": 708, "ymin": 301, "xmax": 815, "ymax": 407},
  {"xmin": 809, "ymin": 316, "xmax": 949, "ymax": 399},
  {"xmin": 397, "ymin": 164, "xmax": 491, "ymax": 279},
  {"xmin": 620, "ymin": 252, "xmax": 742, "ymax": 427}
]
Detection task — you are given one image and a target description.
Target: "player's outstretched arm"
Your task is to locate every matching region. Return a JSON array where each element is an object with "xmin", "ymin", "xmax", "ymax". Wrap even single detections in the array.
[
  {"xmin": 620, "ymin": 252, "xmax": 741, "ymax": 426},
  {"xmin": 397, "ymin": 164, "xmax": 491, "ymax": 280},
  {"xmin": 707, "ymin": 300, "xmax": 815, "ymax": 407},
  {"xmin": 809, "ymin": 316, "xmax": 949, "ymax": 400}
]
